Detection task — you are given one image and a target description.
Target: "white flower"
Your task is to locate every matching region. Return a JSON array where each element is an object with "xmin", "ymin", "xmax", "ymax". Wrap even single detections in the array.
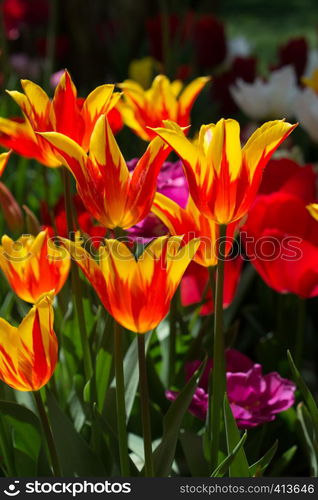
[
  {"xmin": 294, "ymin": 87, "xmax": 318, "ymax": 142},
  {"xmin": 303, "ymin": 49, "xmax": 318, "ymax": 78},
  {"xmin": 230, "ymin": 66, "xmax": 298, "ymax": 120}
]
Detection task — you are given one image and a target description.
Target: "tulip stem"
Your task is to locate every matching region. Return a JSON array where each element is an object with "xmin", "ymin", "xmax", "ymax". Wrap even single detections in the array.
[
  {"xmin": 168, "ymin": 290, "xmax": 178, "ymax": 387},
  {"xmin": 137, "ymin": 334, "xmax": 154, "ymax": 477},
  {"xmin": 114, "ymin": 321, "xmax": 130, "ymax": 476},
  {"xmin": 209, "ymin": 224, "xmax": 227, "ymax": 469},
  {"xmin": 62, "ymin": 167, "xmax": 93, "ymax": 380},
  {"xmin": 33, "ymin": 390, "xmax": 61, "ymax": 477}
]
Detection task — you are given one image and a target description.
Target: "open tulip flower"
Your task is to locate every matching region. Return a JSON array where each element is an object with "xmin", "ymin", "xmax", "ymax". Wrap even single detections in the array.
[
  {"xmin": 40, "ymin": 115, "xmax": 170, "ymax": 229},
  {"xmin": 0, "ymin": 293, "xmax": 58, "ymax": 391},
  {"xmin": 60, "ymin": 235, "xmax": 200, "ymax": 333},
  {"xmin": 151, "ymin": 118, "xmax": 297, "ymax": 225},
  {"xmin": 0, "ymin": 150, "xmax": 11, "ymax": 176},
  {"xmin": 0, "ymin": 230, "xmax": 70, "ymax": 303},
  {"xmin": 118, "ymin": 74, "xmax": 210, "ymax": 141},
  {"xmin": 0, "ymin": 70, "xmax": 121, "ymax": 167},
  {"xmin": 152, "ymin": 192, "xmax": 237, "ymax": 267}
]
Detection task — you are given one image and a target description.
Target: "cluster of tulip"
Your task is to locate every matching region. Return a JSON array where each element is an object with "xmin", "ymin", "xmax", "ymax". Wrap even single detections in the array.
[{"xmin": 0, "ymin": 69, "xmax": 313, "ymax": 478}]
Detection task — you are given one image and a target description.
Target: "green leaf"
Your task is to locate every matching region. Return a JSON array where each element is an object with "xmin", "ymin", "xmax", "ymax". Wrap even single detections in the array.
[
  {"xmin": 211, "ymin": 432, "xmax": 247, "ymax": 477},
  {"xmin": 92, "ymin": 405, "xmax": 140, "ymax": 476},
  {"xmin": 269, "ymin": 445, "xmax": 298, "ymax": 477},
  {"xmin": 249, "ymin": 440, "xmax": 278, "ymax": 477},
  {"xmin": 180, "ymin": 431, "xmax": 210, "ymax": 477},
  {"xmin": 151, "ymin": 359, "xmax": 206, "ymax": 477},
  {"xmin": 124, "ymin": 332, "xmax": 152, "ymax": 420},
  {"xmin": 0, "ymin": 400, "xmax": 41, "ymax": 463},
  {"xmin": 95, "ymin": 348, "xmax": 112, "ymax": 412},
  {"xmin": 104, "ymin": 331, "xmax": 152, "ymax": 426},
  {"xmin": 287, "ymin": 350, "xmax": 318, "ymax": 437},
  {"xmin": 46, "ymin": 390, "xmax": 106, "ymax": 476},
  {"xmin": 296, "ymin": 402, "xmax": 318, "ymax": 476},
  {"xmin": 223, "ymin": 394, "xmax": 250, "ymax": 477}
]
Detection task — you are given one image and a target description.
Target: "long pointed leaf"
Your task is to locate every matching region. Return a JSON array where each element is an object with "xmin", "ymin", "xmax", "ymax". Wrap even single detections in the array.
[
  {"xmin": 223, "ymin": 394, "xmax": 250, "ymax": 477},
  {"xmin": 152, "ymin": 359, "xmax": 206, "ymax": 477},
  {"xmin": 287, "ymin": 350, "xmax": 318, "ymax": 437},
  {"xmin": 249, "ymin": 440, "xmax": 278, "ymax": 477},
  {"xmin": 297, "ymin": 402, "xmax": 318, "ymax": 476},
  {"xmin": 211, "ymin": 432, "xmax": 247, "ymax": 477}
]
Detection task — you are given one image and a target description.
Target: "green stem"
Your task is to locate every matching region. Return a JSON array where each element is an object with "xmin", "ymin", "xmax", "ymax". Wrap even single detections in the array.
[
  {"xmin": 168, "ymin": 290, "xmax": 178, "ymax": 387},
  {"xmin": 209, "ymin": 224, "xmax": 227, "ymax": 469},
  {"xmin": 62, "ymin": 167, "xmax": 93, "ymax": 380},
  {"xmin": 114, "ymin": 322, "xmax": 130, "ymax": 476},
  {"xmin": 208, "ymin": 266, "xmax": 216, "ymax": 305},
  {"xmin": 33, "ymin": 390, "xmax": 61, "ymax": 477},
  {"xmin": 137, "ymin": 334, "xmax": 154, "ymax": 477}
]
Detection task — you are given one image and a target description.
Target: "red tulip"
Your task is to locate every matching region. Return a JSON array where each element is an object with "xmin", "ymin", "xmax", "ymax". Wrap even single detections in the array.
[{"xmin": 242, "ymin": 162, "xmax": 318, "ymax": 297}]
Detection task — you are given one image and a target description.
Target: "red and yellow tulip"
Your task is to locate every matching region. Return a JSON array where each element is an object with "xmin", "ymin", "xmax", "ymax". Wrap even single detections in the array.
[
  {"xmin": 152, "ymin": 193, "xmax": 236, "ymax": 267},
  {"xmin": 61, "ymin": 235, "xmax": 200, "ymax": 333},
  {"xmin": 0, "ymin": 70, "xmax": 121, "ymax": 167},
  {"xmin": 0, "ymin": 293, "xmax": 57, "ymax": 391},
  {"xmin": 118, "ymin": 74, "xmax": 210, "ymax": 141},
  {"xmin": 152, "ymin": 119, "xmax": 297, "ymax": 224},
  {"xmin": 39, "ymin": 115, "xmax": 170, "ymax": 229},
  {"xmin": 0, "ymin": 230, "xmax": 70, "ymax": 303}
]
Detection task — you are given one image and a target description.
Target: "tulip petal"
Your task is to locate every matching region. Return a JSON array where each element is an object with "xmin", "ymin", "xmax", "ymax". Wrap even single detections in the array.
[
  {"xmin": 152, "ymin": 192, "xmax": 195, "ymax": 235},
  {"xmin": 89, "ymin": 115, "xmax": 130, "ymax": 227},
  {"xmin": 0, "ymin": 150, "xmax": 11, "ymax": 176},
  {"xmin": 20, "ymin": 79, "xmax": 51, "ymax": 129},
  {"xmin": 0, "ymin": 117, "xmax": 61, "ymax": 167},
  {"xmin": 124, "ymin": 137, "xmax": 170, "ymax": 228},
  {"xmin": 242, "ymin": 120, "xmax": 298, "ymax": 177},
  {"xmin": 207, "ymin": 118, "xmax": 242, "ymax": 179},
  {"xmin": 151, "ymin": 120, "xmax": 200, "ymax": 171},
  {"xmin": 178, "ymin": 76, "xmax": 210, "ymax": 124},
  {"xmin": 38, "ymin": 131, "xmax": 88, "ymax": 184},
  {"xmin": 51, "ymin": 70, "xmax": 84, "ymax": 142},
  {"xmin": 81, "ymin": 84, "xmax": 116, "ymax": 148}
]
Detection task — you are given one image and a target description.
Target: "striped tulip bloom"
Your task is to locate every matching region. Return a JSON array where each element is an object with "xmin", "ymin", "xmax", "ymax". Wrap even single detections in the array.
[
  {"xmin": 0, "ymin": 230, "xmax": 70, "ymax": 303},
  {"xmin": 152, "ymin": 193, "xmax": 236, "ymax": 267},
  {"xmin": 40, "ymin": 115, "xmax": 170, "ymax": 229},
  {"xmin": 118, "ymin": 74, "xmax": 210, "ymax": 141},
  {"xmin": 61, "ymin": 235, "xmax": 200, "ymax": 333},
  {"xmin": 0, "ymin": 70, "xmax": 121, "ymax": 167},
  {"xmin": 151, "ymin": 119, "xmax": 297, "ymax": 224},
  {"xmin": 0, "ymin": 293, "xmax": 58, "ymax": 391},
  {"xmin": 0, "ymin": 150, "xmax": 11, "ymax": 176}
]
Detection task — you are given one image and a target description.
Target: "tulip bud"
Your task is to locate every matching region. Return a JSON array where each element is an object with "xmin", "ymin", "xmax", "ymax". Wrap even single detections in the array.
[{"xmin": 0, "ymin": 181, "xmax": 23, "ymax": 232}]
